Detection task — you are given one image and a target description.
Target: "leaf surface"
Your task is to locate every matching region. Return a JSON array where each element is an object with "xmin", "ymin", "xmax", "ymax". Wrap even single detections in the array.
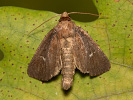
[{"xmin": 0, "ymin": 1, "xmax": 133, "ymax": 99}]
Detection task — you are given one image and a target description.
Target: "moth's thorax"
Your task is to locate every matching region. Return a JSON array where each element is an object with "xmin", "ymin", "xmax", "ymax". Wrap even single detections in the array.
[{"xmin": 56, "ymin": 21, "xmax": 75, "ymax": 39}]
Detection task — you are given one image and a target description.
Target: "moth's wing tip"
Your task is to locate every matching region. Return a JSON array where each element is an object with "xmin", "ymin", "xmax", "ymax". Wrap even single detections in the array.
[
  {"xmin": 27, "ymin": 58, "xmax": 53, "ymax": 81},
  {"xmin": 89, "ymin": 63, "xmax": 111, "ymax": 76},
  {"xmin": 27, "ymin": 68, "xmax": 52, "ymax": 81}
]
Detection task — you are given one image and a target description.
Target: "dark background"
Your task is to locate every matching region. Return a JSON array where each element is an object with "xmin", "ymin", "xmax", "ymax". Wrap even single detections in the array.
[
  {"xmin": 0, "ymin": 0, "xmax": 98, "ymax": 22},
  {"xmin": 0, "ymin": 0, "xmax": 99, "ymax": 60}
]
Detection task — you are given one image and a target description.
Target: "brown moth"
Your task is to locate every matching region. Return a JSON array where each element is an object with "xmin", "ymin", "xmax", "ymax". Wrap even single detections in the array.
[{"xmin": 27, "ymin": 12, "xmax": 111, "ymax": 90}]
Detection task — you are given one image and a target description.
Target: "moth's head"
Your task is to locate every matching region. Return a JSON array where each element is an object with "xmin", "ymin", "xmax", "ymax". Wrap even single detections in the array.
[
  {"xmin": 59, "ymin": 12, "xmax": 71, "ymax": 22},
  {"xmin": 61, "ymin": 12, "xmax": 69, "ymax": 17}
]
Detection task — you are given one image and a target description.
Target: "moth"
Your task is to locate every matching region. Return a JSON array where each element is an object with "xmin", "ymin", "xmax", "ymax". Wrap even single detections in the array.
[{"xmin": 27, "ymin": 12, "xmax": 111, "ymax": 90}]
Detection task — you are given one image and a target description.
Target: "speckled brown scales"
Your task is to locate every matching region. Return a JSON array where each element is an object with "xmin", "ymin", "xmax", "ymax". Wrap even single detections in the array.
[{"xmin": 27, "ymin": 12, "xmax": 111, "ymax": 90}]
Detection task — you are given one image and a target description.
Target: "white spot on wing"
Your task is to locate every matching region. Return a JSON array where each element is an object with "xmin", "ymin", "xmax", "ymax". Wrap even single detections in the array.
[
  {"xmin": 89, "ymin": 53, "xmax": 93, "ymax": 57},
  {"xmin": 40, "ymin": 56, "xmax": 46, "ymax": 62}
]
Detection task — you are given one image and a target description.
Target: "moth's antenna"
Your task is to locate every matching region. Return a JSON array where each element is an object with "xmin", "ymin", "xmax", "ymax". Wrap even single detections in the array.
[
  {"xmin": 28, "ymin": 12, "xmax": 107, "ymax": 35},
  {"xmin": 28, "ymin": 14, "xmax": 61, "ymax": 35},
  {"xmin": 68, "ymin": 12, "xmax": 108, "ymax": 18}
]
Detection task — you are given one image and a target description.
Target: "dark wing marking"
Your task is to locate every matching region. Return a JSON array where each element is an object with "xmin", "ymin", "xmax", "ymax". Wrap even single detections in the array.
[
  {"xmin": 74, "ymin": 27, "xmax": 110, "ymax": 76},
  {"xmin": 27, "ymin": 29, "xmax": 62, "ymax": 81}
]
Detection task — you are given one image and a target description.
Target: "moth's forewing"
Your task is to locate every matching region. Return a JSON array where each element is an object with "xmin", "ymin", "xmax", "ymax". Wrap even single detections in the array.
[
  {"xmin": 27, "ymin": 29, "xmax": 62, "ymax": 81},
  {"xmin": 74, "ymin": 27, "xmax": 110, "ymax": 76}
]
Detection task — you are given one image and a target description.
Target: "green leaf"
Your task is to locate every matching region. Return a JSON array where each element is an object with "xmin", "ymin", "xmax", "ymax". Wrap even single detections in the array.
[{"xmin": 0, "ymin": 0, "xmax": 133, "ymax": 99}]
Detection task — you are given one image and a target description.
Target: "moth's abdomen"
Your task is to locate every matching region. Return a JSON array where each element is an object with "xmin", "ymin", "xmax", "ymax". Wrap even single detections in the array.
[{"xmin": 61, "ymin": 47, "xmax": 75, "ymax": 90}]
